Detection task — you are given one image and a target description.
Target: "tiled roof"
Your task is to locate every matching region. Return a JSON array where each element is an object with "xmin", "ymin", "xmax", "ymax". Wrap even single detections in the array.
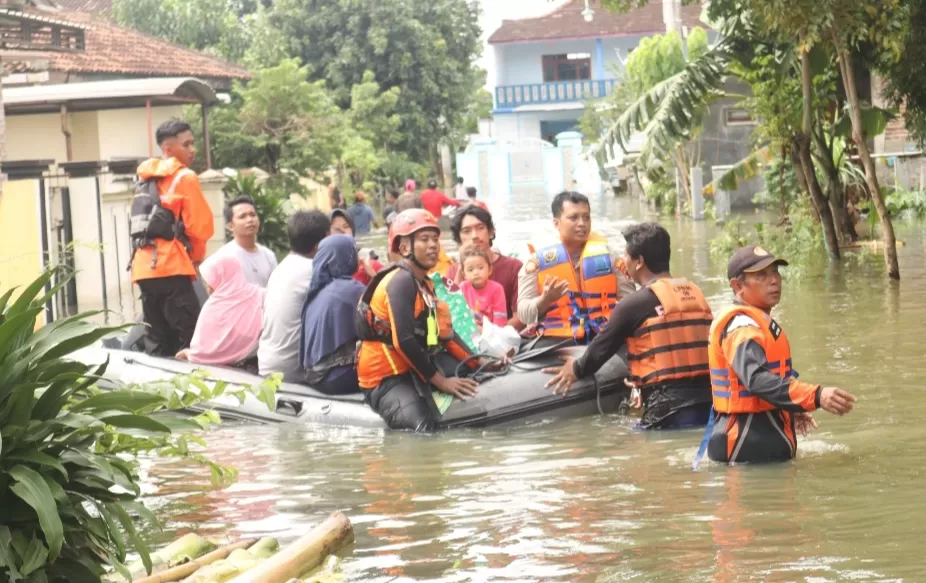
[
  {"xmin": 8, "ymin": 11, "xmax": 249, "ymax": 80},
  {"xmin": 488, "ymin": 0, "xmax": 705, "ymax": 44},
  {"xmin": 52, "ymin": 0, "xmax": 110, "ymax": 14}
]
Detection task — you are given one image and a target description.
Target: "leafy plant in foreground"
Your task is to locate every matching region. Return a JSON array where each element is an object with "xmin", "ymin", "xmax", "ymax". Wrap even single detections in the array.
[{"xmin": 0, "ymin": 270, "xmax": 278, "ymax": 582}]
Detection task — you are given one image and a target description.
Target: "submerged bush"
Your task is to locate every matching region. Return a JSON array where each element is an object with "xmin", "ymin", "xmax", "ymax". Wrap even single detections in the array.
[{"xmin": 0, "ymin": 270, "xmax": 277, "ymax": 582}]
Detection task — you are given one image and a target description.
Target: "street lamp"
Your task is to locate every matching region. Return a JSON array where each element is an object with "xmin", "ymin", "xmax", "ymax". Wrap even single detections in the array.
[{"xmin": 582, "ymin": 0, "xmax": 594, "ymax": 22}]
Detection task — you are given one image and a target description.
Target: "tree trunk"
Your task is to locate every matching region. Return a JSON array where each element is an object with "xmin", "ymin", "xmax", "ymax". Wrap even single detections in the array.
[
  {"xmin": 835, "ymin": 43, "xmax": 899, "ymax": 279},
  {"xmin": 798, "ymin": 48, "xmax": 841, "ymax": 260},
  {"xmin": 812, "ymin": 128, "xmax": 858, "ymax": 243}
]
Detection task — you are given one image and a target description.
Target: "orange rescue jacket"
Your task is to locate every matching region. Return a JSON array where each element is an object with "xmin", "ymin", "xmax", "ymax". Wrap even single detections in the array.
[
  {"xmin": 356, "ymin": 264, "xmax": 469, "ymax": 389},
  {"xmin": 626, "ymin": 278, "xmax": 713, "ymax": 385},
  {"xmin": 532, "ymin": 234, "xmax": 618, "ymax": 340},
  {"xmin": 131, "ymin": 158, "xmax": 214, "ymax": 283},
  {"xmin": 709, "ymin": 305, "xmax": 805, "ymax": 414}
]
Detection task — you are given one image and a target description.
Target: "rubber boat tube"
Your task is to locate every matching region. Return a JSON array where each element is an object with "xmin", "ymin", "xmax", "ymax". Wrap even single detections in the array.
[{"xmin": 73, "ymin": 345, "xmax": 629, "ymax": 430}]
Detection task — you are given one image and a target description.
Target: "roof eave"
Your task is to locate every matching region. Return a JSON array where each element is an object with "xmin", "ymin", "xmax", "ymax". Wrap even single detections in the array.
[{"xmin": 489, "ymin": 29, "xmax": 669, "ymax": 45}]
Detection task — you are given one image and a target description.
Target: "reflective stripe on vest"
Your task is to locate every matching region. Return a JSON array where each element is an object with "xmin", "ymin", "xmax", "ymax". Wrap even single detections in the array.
[
  {"xmin": 626, "ymin": 278, "xmax": 713, "ymax": 385},
  {"xmin": 531, "ymin": 234, "xmax": 617, "ymax": 340},
  {"xmin": 708, "ymin": 305, "xmax": 795, "ymax": 414}
]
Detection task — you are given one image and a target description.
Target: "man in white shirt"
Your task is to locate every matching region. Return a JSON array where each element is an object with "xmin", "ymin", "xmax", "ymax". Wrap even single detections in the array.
[
  {"xmin": 258, "ymin": 210, "xmax": 330, "ymax": 381},
  {"xmin": 215, "ymin": 196, "xmax": 278, "ymax": 287},
  {"xmin": 454, "ymin": 176, "xmax": 468, "ymax": 201}
]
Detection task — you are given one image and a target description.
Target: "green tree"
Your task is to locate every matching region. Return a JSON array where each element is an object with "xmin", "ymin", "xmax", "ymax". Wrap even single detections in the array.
[
  {"xmin": 266, "ymin": 0, "xmax": 484, "ymax": 168},
  {"xmin": 111, "ymin": 0, "xmax": 252, "ymax": 62}
]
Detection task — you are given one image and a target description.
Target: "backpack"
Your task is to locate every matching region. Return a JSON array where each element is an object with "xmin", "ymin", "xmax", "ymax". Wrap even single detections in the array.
[{"xmin": 127, "ymin": 170, "xmax": 192, "ymax": 270}]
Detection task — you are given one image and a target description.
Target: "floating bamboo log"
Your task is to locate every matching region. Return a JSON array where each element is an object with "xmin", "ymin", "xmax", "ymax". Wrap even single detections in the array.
[
  {"xmin": 133, "ymin": 539, "xmax": 256, "ymax": 583},
  {"xmin": 122, "ymin": 533, "xmax": 218, "ymax": 582},
  {"xmin": 182, "ymin": 538, "xmax": 281, "ymax": 583},
  {"xmin": 227, "ymin": 511, "xmax": 354, "ymax": 583}
]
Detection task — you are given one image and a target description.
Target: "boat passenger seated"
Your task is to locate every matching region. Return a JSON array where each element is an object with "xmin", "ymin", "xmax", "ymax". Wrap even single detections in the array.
[
  {"xmin": 356, "ymin": 209, "xmax": 480, "ymax": 431},
  {"xmin": 258, "ymin": 210, "xmax": 330, "ymax": 381},
  {"xmin": 517, "ymin": 191, "xmax": 635, "ymax": 346},
  {"xmin": 176, "ymin": 254, "xmax": 263, "ymax": 368},
  {"xmin": 299, "ymin": 234, "xmax": 365, "ymax": 395}
]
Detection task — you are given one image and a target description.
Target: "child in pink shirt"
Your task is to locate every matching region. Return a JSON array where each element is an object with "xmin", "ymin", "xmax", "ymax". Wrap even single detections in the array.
[{"xmin": 459, "ymin": 246, "xmax": 508, "ymax": 328}]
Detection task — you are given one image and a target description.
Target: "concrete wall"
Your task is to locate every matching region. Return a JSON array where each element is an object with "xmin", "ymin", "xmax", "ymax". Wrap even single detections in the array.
[
  {"xmin": 701, "ymin": 79, "xmax": 761, "ymax": 207},
  {"xmin": 4, "ymin": 105, "xmax": 225, "ymax": 324},
  {"xmin": 493, "ymin": 109, "xmax": 583, "ymax": 141},
  {"xmin": 495, "ymin": 36, "xmax": 641, "ymax": 86},
  {"xmin": 0, "ymin": 179, "xmax": 44, "ymax": 306}
]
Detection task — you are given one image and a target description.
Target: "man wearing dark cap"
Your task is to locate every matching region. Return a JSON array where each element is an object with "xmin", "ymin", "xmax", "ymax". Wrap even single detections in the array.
[{"xmin": 702, "ymin": 245, "xmax": 856, "ymax": 465}]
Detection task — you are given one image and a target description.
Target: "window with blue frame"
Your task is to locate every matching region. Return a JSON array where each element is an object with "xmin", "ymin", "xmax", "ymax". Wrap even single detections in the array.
[{"xmin": 542, "ymin": 53, "xmax": 591, "ymax": 82}]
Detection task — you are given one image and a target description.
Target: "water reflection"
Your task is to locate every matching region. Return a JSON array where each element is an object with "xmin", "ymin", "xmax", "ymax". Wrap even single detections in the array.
[{"xmin": 140, "ymin": 194, "xmax": 925, "ymax": 581}]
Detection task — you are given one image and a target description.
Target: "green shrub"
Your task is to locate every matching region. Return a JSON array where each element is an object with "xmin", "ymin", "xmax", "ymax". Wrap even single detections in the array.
[{"xmin": 0, "ymin": 270, "xmax": 277, "ymax": 582}]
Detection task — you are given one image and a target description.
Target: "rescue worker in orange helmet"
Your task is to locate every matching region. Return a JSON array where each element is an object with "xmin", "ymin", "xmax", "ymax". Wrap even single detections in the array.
[
  {"xmin": 544, "ymin": 223, "xmax": 713, "ymax": 429},
  {"xmin": 704, "ymin": 245, "xmax": 856, "ymax": 464},
  {"xmin": 517, "ymin": 191, "xmax": 635, "ymax": 346},
  {"xmin": 356, "ymin": 209, "xmax": 480, "ymax": 431}
]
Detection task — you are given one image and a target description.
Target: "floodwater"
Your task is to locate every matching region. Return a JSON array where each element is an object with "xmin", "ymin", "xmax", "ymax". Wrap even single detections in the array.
[{"xmin": 140, "ymin": 192, "xmax": 926, "ymax": 582}]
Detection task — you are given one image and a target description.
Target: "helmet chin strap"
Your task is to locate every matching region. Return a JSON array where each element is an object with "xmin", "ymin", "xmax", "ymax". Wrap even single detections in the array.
[{"xmin": 402, "ymin": 233, "xmax": 430, "ymax": 271}]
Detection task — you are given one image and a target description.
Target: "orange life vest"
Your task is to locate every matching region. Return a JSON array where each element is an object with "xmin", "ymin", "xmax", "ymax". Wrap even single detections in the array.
[
  {"xmin": 708, "ymin": 304, "xmax": 795, "ymax": 414},
  {"xmin": 532, "ymin": 234, "xmax": 618, "ymax": 340},
  {"xmin": 626, "ymin": 278, "xmax": 713, "ymax": 385}
]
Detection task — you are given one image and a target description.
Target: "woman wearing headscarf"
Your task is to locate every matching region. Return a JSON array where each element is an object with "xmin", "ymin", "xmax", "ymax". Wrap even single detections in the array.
[
  {"xmin": 177, "ymin": 254, "xmax": 264, "ymax": 366},
  {"xmin": 299, "ymin": 234, "xmax": 366, "ymax": 394}
]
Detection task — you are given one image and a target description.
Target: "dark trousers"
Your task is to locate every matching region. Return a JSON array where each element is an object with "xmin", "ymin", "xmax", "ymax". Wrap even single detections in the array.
[
  {"xmin": 708, "ymin": 410, "xmax": 797, "ymax": 464},
  {"xmin": 137, "ymin": 275, "xmax": 201, "ymax": 357},
  {"xmin": 365, "ymin": 353, "xmax": 468, "ymax": 432},
  {"xmin": 316, "ymin": 367, "xmax": 362, "ymax": 396}
]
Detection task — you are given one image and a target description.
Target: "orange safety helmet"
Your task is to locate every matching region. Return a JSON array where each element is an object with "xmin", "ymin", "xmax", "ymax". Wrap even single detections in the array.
[{"xmin": 388, "ymin": 209, "xmax": 440, "ymax": 253}]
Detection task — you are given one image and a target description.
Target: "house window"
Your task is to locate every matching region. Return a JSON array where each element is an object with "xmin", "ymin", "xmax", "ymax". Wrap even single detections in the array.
[
  {"xmin": 543, "ymin": 53, "xmax": 592, "ymax": 82},
  {"xmin": 725, "ymin": 108, "xmax": 756, "ymax": 126}
]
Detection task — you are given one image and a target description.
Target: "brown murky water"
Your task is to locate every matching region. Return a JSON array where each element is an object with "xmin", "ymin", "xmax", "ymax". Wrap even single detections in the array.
[{"xmin": 141, "ymin": 192, "xmax": 926, "ymax": 582}]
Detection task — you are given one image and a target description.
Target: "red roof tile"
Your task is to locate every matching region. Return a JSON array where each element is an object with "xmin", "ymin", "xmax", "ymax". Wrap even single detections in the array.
[
  {"xmin": 488, "ymin": 0, "xmax": 705, "ymax": 44},
  {"xmin": 52, "ymin": 0, "xmax": 110, "ymax": 14},
  {"xmin": 5, "ymin": 10, "xmax": 249, "ymax": 80}
]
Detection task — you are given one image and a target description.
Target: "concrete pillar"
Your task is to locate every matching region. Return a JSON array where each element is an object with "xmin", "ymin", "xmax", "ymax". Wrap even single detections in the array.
[
  {"xmin": 470, "ymin": 137, "xmax": 497, "ymax": 198},
  {"xmin": 716, "ymin": 188, "xmax": 731, "ymax": 220},
  {"xmin": 199, "ymin": 169, "xmax": 229, "ymax": 257},
  {"xmin": 690, "ymin": 166, "xmax": 704, "ymax": 220},
  {"xmin": 556, "ymin": 131, "xmax": 584, "ymax": 192}
]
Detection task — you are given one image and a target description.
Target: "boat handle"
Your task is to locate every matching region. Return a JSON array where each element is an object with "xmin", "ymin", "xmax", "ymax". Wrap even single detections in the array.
[{"xmin": 276, "ymin": 398, "xmax": 305, "ymax": 417}]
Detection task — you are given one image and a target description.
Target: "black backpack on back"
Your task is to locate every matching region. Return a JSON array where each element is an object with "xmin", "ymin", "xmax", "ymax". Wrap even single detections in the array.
[{"xmin": 127, "ymin": 173, "xmax": 191, "ymax": 270}]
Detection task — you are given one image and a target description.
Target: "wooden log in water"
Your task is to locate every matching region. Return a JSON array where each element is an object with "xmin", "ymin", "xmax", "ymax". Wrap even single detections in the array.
[
  {"xmin": 133, "ymin": 539, "xmax": 257, "ymax": 583},
  {"xmin": 227, "ymin": 512, "xmax": 354, "ymax": 583}
]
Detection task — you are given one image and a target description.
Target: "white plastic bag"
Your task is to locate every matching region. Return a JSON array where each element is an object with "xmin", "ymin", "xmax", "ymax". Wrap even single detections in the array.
[{"xmin": 477, "ymin": 319, "xmax": 521, "ymax": 359}]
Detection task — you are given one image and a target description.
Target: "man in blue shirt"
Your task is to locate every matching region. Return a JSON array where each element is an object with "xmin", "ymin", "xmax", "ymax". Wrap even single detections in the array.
[{"xmin": 346, "ymin": 191, "xmax": 379, "ymax": 235}]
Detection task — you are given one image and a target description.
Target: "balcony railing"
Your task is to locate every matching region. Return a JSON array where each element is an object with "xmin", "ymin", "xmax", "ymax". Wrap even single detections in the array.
[{"xmin": 494, "ymin": 79, "xmax": 618, "ymax": 109}]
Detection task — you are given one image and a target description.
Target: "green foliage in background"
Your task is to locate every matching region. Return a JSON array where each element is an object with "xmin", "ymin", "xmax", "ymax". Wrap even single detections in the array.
[{"xmin": 0, "ymin": 270, "xmax": 277, "ymax": 582}]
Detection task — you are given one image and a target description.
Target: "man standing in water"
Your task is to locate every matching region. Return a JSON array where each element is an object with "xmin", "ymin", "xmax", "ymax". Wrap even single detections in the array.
[
  {"xmin": 706, "ymin": 245, "xmax": 856, "ymax": 464},
  {"xmin": 544, "ymin": 223, "xmax": 714, "ymax": 429},
  {"xmin": 215, "ymin": 196, "xmax": 277, "ymax": 287}
]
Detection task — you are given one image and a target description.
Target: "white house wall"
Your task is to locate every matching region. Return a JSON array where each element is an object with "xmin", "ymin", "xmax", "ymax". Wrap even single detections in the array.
[
  {"xmin": 493, "ymin": 109, "xmax": 583, "ymax": 141},
  {"xmin": 494, "ymin": 36, "xmax": 642, "ymax": 87}
]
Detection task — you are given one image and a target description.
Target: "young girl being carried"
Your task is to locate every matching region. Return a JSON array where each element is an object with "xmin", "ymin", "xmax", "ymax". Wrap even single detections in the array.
[{"xmin": 459, "ymin": 245, "xmax": 507, "ymax": 329}]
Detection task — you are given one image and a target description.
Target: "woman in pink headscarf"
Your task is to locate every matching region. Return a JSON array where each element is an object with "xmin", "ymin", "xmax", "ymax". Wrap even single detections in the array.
[{"xmin": 176, "ymin": 254, "xmax": 264, "ymax": 366}]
